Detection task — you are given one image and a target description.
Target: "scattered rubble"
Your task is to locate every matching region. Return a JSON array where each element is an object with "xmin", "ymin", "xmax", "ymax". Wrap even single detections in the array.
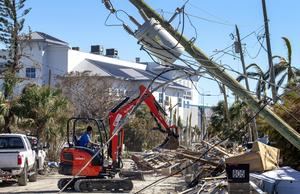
[{"xmin": 129, "ymin": 139, "xmax": 300, "ymax": 194}]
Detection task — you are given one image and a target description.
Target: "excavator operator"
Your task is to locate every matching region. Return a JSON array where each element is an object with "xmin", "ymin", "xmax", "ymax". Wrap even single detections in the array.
[{"xmin": 78, "ymin": 126, "xmax": 99, "ymax": 147}]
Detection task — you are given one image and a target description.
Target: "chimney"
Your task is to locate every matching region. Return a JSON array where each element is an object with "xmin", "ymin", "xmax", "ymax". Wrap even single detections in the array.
[
  {"xmin": 91, "ymin": 45, "xmax": 104, "ymax": 55},
  {"xmin": 72, "ymin": 47, "xmax": 80, "ymax": 51},
  {"xmin": 105, "ymin": 48, "xmax": 118, "ymax": 58}
]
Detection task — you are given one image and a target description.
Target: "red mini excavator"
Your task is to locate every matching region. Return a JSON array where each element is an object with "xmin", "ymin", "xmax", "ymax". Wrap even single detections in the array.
[{"xmin": 58, "ymin": 85, "xmax": 179, "ymax": 192}]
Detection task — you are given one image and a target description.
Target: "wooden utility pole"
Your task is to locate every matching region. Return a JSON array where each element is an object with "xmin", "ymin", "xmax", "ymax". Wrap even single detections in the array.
[
  {"xmin": 129, "ymin": 0, "xmax": 300, "ymax": 150},
  {"xmin": 262, "ymin": 0, "xmax": 276, "ymax": 102},
  {"xmin": 235, "ymin": 25, "xmax": 250, "ymax": 91},
  {"xmin": 219, "ymin": 83, "xmax": 230, "ymax": 127},
  {"xmin": 235, "ymin": 25, "xmax": 258, "ymax": 141}
]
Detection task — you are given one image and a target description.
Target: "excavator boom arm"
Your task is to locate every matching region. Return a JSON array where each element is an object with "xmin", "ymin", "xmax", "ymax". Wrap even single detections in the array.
[{"xmin": 108, "ymin": 85, "xmax": 179, "ymax": 165}]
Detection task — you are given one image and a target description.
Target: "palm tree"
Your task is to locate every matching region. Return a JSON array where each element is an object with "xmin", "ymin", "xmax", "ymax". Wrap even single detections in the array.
[
  {"xmin": 208, "ymin": 100, "xmax": 253, "ymax": 143},
  {"xmin": 264, "ymin": 37, "xmax": 300, "ymax": 96},
  {"xmin": 208, "ymin": 101, "xmax": 228, "ymax": 137},
  {"xmin": 237, "ymin": 63, "xmax": 267, "ymax": 101},
  {"xmin": 0, "ymin": 91, "xmax": 18, "ymax": 133},
  {"xmin": 14, "ymin": 85, "xmax": 70, "ymax": 139},
  {"xmin": 237, "ymin": 37, "xmax": 299, "ymax": 101}
]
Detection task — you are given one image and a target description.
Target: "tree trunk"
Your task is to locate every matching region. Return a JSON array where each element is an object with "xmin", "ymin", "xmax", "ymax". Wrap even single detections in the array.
[
  {"xmin": 3, "ymin": 111, "xmax": 13, "ymax": 133},
  {"xmin": 36, "ymin": 123, "xmax": 46, "ymax": 140}
]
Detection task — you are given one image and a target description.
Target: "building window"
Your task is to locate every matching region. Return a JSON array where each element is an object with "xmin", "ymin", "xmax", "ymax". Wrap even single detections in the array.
[
  {"xmin": 165, "ymin": 96, "xmax": 169, "ymax": 106},
  {"xmin": 184, "ymin": 91, "xmax": 192, "ymax": 100},
  {"xmin": 184, "ymin": 101, "xmax": 190, "ymax": 108},
  {"xmin": 178, "ymin": 97, "xmax": 182, "ymax": 107},
  {"xmin": 158, "ymin": 93, "xmax": 163, "ymax": 104},
  {"xmin": 26, "ymin": 68, "xmax": 36, "ymax": 78}
]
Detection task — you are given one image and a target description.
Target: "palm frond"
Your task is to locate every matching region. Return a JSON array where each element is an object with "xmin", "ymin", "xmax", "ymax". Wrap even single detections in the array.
[
  {"xmin": 276, "ymin": 72, "xmax": 287, "ymax": 94},
  {"xmin": 282, "ymin": 37, "xmax": 292, "ymax": 64},
  {"xmin": 246, "ymin": 63, "xmax": 264, "ymax": 76}
]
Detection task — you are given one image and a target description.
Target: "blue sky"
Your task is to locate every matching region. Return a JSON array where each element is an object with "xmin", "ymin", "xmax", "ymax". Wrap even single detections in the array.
[{"xmin": 23, "ymin": 0, "xmax": 300, "ymax": 105}]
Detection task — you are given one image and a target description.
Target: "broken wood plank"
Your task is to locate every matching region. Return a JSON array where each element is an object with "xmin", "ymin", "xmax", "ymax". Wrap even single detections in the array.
[
  {"xmin": 176, "ymin": 152, "xmax": 219, "ymax": 167},
  {"xmin": 131, "ymin": 154, "xmax": 155, "ymax": 170},
  {"xmin": 202, "ymin": 140, "xmax": 233, "ymax": 157}
]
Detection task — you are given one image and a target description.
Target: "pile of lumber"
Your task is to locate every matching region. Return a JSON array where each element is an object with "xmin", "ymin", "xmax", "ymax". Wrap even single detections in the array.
[{"xmin": 130, "ymin": 139, "xmax": 280, "ymax": 193}]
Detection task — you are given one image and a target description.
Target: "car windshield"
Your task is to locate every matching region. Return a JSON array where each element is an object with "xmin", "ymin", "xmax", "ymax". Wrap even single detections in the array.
[{"xmin": 0, "ymin": 137, "xmax": 24, "ymax": 149}]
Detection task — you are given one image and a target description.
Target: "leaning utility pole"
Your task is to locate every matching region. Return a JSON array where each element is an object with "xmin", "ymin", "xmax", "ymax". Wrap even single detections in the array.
[
  {"xmin": 129, "ymin": 0, "xmax": 300, "ymax": 150},
  {"xmin": 235, "ymin": 25, "xmax": 250, "ymax": 91},
  {"xmin": 262, "ymin": 0, "xmax": 276, "ymax": 102},
  {"xmin": 235, "ymin": 25, "xmax": 258, "ymax": 141}
]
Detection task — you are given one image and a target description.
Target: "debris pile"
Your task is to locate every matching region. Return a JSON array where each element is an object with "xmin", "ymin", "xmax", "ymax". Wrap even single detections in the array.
[
  {"xmin": 130, "ymin": 139, "xmax": 230, "ymax": 193},
  {"xmin": 130, "ymin": 139, "xmax": 300, "ymax": 194}
]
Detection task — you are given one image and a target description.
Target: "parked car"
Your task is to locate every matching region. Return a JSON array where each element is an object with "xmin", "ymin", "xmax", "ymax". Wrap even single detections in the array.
[
  {"xmin": 0, "ymin": 134, "xmax": 37, "ymax": 186},
  {"xmin": 26, "ymin": 135, "xmax": 47, "ymax": 174}
]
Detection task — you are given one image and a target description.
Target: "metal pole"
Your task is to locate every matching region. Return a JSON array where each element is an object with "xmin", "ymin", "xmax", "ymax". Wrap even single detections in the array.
[{"xmin": 129, "ymin": 0, "xmax": 300, "ymax": 150}]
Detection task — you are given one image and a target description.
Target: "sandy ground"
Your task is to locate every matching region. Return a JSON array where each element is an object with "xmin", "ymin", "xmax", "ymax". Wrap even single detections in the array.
[
  {"xmin": 0, "ymin": 160, "xmax": 186, "ymax": 194},
  {"xmin": 0, "ymin": 173, "xmax": 184, "ymax": 194}
]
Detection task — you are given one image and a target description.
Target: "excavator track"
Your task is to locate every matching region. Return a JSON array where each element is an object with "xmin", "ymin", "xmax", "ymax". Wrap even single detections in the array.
[
  {"xmin": 57, "ymin": 178, "xmax": 77, "ymax": 191},
  {"xmin": 74, "ymin": 178, "xmax": 133, "ymax": 192}
]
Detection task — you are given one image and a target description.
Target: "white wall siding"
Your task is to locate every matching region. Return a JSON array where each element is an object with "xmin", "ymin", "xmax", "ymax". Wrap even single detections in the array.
[{"xmin": 46, "ymin": 46, "xmax": 69, "ymax": 85}]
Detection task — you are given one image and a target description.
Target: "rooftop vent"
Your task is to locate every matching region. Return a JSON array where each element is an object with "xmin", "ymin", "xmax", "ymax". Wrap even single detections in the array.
[
  {"xmin": 72, "ymin": 47, "xmax": 80, "ymax": 51},
  {"xmin": 91, "ymin": 45, "xmax": 104, "ymax": 55},
  {"xmin": 135, "ymin": 57, "xmax": 141, "ymax": 63},
  {"xmin": 105, "ymin": 48, "xmax": 118, "ymax": 58}
]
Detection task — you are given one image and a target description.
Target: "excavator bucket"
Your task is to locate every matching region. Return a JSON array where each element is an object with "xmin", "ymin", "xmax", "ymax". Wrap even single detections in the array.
[{"xmin": 158, "ymin": 134, "xmax": 179, "ymax": 150}]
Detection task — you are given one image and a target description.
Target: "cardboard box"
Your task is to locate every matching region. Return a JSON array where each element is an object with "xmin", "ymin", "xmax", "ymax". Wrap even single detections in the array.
[{"xmin": 225, "ymin": 141, "xmax": 280, "ymax": 172}]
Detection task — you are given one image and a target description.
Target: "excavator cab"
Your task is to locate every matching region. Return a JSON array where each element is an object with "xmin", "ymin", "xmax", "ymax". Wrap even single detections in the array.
[
  {"xmin": 57, "ymin": 118, "xmax": 131, "ymax": 192},
  {"xmin": 66, "ymin": 117, "xmax": 107, "ymax": 148},
  {"xmin": 58, "ymin": 118, "xmax": 107, "ymax": 177}
]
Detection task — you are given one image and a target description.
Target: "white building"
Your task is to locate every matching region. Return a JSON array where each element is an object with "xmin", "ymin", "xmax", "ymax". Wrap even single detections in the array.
[{"xmin": 0, "ymin": 32, "xmax": 206, "ymax": 129}]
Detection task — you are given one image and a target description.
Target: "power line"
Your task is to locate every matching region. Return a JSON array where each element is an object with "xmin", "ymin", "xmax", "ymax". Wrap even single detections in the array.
[
  {"xmin": 140, "ymin": 29, "xmax": 292, "ymax": 97},
  {"xmin": 134, "ymin": 98, "xmax": 271, "ymax": 193},
  {"xmin": 210, "ymin": 25, "xmax": 264, "ymax": 59},
  {"xmin": 184, "ymin": 12, "xmax": 198, "ymax": 42},
  {"xmin": 186, "ymin": 1, "xmax": 234, "ymax": 26},
  {"xmin": 140, "ymin": 39, "xmax": 272, "ymax": 103},
  {"xmin": 184, "ymin": 12, "xmax": 234, "ymax": 27},
  {"xmin": 57, "ymin": 67, "xmax": 181, "ymax": 193},
  {"xmin": 162, "ymin": 9, "xmax": 234, "ymax": 27},
  {"xmin": 245, "ymin": 32, "xmax": 266, "ymax": 59}
]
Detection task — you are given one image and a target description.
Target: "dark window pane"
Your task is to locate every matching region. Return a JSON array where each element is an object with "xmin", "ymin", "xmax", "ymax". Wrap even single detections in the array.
[{"xmin": 0, "ymin": 137, "xmax": 24, "ymax": 149}]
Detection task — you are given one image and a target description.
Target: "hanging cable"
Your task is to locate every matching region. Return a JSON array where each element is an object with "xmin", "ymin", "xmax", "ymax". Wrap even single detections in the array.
[
  {"xmin": 134, "ymin": 98, "xmax": 271, "ymax": 193},
  {"xmin": 184, "ymin": 12, "xmax": 198, "ymax": 41},
  {"xmin": 57, "ymin": 63, "xmax": 187, "ymax": 193},
  {"xmin": 245, "ymin": 34, "xmax": 266, "ymax": 59},
  {"xmin": 186, "ymin": 1, "xmax": 234, "ymax": 26}
]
